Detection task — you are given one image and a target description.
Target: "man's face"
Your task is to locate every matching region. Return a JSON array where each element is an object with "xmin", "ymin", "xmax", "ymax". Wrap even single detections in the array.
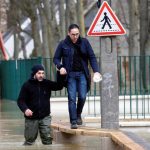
[
  {"xmin": 34, "ymin": 70, "xmax": 45, "ymax": 81},
  {"xmin": 68, "ymin": 28, "xmax": 80, "ymax": 43}
]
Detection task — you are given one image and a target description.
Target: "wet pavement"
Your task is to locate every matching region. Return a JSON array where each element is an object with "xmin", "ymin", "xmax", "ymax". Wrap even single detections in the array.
[
  {"xmin": 121, "ymin": 126, "xmax": 150, "ymax": 143},
  {"xmin": 1, "ymin": 99, "xmax": 150, "ymax": 150},
  {"xmin": 0, "ymin": 100, "xmax": 106, "ymax": 150},
  {"xmin": 0, "ymin": 100, "xmax": 99, "ymax": 150}
]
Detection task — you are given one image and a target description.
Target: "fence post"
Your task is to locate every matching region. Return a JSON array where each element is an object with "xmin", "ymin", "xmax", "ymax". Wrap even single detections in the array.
[{"xmin": 37, "ymin": 56, "xmax": 42, "ymax": 64}]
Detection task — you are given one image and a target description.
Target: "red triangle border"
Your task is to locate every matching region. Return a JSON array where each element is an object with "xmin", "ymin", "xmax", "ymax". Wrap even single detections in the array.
[{"xmin": 87, "ymin": 1, "xmax": 126, "ymax": 36}]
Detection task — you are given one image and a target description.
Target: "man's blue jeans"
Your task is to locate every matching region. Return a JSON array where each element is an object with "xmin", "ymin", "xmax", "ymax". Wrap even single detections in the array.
[{"xmin": 67, "ymin": 72, "xmax": 87, "ymax": 124}]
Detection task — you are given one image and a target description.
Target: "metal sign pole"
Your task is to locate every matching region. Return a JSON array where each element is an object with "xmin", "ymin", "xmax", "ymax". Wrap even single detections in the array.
[
  {"xmin": 100, "ymin": 36, "xmax": 119, "ymax": 129},
  {"xmin": 87, "ymin": 0, "xmax": 125, "ymax": 129},
  {"xmin": 100, "ymin": 0, "xmax": 119, "ymax": 129}
]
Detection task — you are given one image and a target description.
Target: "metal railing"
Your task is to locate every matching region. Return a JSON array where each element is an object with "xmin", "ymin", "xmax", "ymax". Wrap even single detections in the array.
[
  {"xmin": 117, "ymin": 56, "xmax": 150, "ymax": 119},
  {"xmin": 0, "ymin": 56, "xmax": 150, "ymax": 119}
]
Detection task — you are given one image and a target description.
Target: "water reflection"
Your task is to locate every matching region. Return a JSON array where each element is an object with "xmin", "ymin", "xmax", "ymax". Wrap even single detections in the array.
[
  {"xmin": 121, "ymin": 127, "xmax": 150, "ymax": 144},
  {"xmin": 1, "ymin": 100, "xmax": 150, "ymax": 150},
  {"xmin": 0, "ymin": 100, "xmax": 101, "ymax": 150}
]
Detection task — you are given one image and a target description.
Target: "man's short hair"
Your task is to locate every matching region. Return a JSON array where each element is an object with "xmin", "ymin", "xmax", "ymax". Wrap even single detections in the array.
[{"xmin": 68, "ymin": 24, "xmax": 80, "ymax": 32}]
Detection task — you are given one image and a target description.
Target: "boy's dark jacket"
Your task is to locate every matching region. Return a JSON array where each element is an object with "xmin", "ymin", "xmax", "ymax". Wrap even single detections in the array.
[
  {"xmin": 17, "ymin": 78, "xmax": 63, "ymax": 119},
  {"xmin": 53, "ymin": 36, "xmax": 100, "ymax": 91}
]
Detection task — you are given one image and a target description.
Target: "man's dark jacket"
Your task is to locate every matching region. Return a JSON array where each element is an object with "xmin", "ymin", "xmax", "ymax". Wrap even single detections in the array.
[
  {"xmin": 53, "ymin": 36, "xmax": 100, "ymax": 91},
  {"xmin": 17, "ymin": 78, "xmax": 63, "ymax": 119}
]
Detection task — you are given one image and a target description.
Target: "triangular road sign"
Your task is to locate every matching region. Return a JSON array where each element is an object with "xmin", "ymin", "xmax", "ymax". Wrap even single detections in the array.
[{"xmin": 87, "ymin": 1, "xmax": 126, "ymax": 36}]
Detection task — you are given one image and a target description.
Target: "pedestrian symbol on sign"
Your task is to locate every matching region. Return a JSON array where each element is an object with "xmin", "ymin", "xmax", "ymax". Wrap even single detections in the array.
[
  {"xmin": 101, "ymin": 12, "xmax": 112, "ymax": 29},
  {"xmin": 87, "ymin": 1, "xmax": 126, "ymax": 36}
]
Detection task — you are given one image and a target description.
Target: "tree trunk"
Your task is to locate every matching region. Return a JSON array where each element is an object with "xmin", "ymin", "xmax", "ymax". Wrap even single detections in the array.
[
  {"xmin": 140, "ymin": 0, "xmax": 148, "ymax": 91},
  {"xmin": 77, "ymin": 0, "xmax": 85, "ymax": 37},
  {"xmin": 30, "ymin": 3, "xmax": 42, "ymax": 57},
  {"xmin": 129, "ymin": 0, "xmax": 140, "ymax": 56},
  {"xmin": 38, "ymin": 5, "xmax": 50, "ymax": 58},
  {"xmin": 140, "ymin": 0, "xmax": 148, "ymax": 56},
  {"xmin": 128, "ymin": 0, "xmax": 140, "ymax": 93},
  {"xmin": 65, "ymin": 0, "xmax": 77, "ymax": 30},
  {"xmin": 51, "ymin": 0, "xmax": 60, "ymax": 50},
  {"xmin": 42, "ymin": 0, "xmax": 58, "ymax": 57},
  {"xmin": 59, "ymin": 0, "xmax": 66, "ymax": 40}
]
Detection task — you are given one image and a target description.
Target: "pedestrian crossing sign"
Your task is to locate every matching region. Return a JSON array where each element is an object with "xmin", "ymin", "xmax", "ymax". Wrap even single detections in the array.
[{"xmin": 87, "ymin": 1, "xmax": 126, "ymax": 36}]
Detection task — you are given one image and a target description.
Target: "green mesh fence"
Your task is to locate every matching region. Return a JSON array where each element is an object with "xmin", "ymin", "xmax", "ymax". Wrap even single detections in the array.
[{"xmin": 0, "ymin": 58, "xmax": 41, "ymax": 100}]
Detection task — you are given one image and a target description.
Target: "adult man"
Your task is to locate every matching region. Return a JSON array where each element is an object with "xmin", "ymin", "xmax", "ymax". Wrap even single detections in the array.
[
  {"xmin": 17, "ymin": 64, "xmax": 64, "ymax": 145},
  {"xmin": 53, "ymin": 24, "xmax": 102, "ymax": 129}
]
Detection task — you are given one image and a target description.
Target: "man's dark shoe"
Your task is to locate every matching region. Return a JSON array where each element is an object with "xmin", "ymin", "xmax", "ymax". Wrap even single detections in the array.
[
  {"xmin": 77, "ymin": 117, "xmax": 83, "ymax": 125},
  {"xmin": 71, "ymin": 123, "xmax": 78, "ymax": 129}
]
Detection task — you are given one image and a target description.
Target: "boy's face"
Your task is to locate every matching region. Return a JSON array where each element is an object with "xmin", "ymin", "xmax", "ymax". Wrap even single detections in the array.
[
  {"xmin": 68, "ymin": 28, "xmax": 80, "ymax": 43},
  {"xmin": 34, "ymin": 70, "xmax": 45, "ymax": 81}
]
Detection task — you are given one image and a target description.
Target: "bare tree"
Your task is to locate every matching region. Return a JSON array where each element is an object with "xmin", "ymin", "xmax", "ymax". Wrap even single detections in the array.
[
  {"xmin": 38, "ymin": 4, "xmax": 50, "ymax": 58},
  {"xmin": 77, "ymin": 0, "xmax": 85, "ymax": 37},
  {"xmin": 28, "ymin": 1, "xmax": 42, "ymax": 57},
  {"xmin": 8, "ymin": 0, "xmax": 42, "ymax": 58},
  {"xmin": 140, "ymin": 0, "xmax": 149, "ymax": 56},
  {"xmin": 51, "ymin": 0, "xmax": 60, "ymax": 46},
  {"xmin": 41, "ymin": 0, "xmax": 54, "ymax": 58},
  {"xmin": 58, "ymin": 0, "xmax": 66, "ymax": 40},
  {"xmin": 139, "ymin": 0, "xmax": 149, "ymax": 91},
  {"xmin": 42, "ymin": 0, "xmax": 60, "ymax": 57},
  {"xmin": 8, "ymin": 0, "xmax": 21, "ymax": 59},
  {"xmin": 65, "ymin": 0, "xmax": 77, "ymax": 30},
  {"xmin": 128, "ymin": 0, "xmax": 140, "ymax": 56},
  {"xmin": 8, "ymin": 0, "xmax": 86, "ymax": 59}
]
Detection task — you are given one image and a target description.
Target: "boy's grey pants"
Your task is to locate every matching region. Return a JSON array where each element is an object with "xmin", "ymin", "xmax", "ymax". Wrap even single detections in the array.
[{"xmin": 24, "ymin": 115, "xmax": 52, "ymax": 145}]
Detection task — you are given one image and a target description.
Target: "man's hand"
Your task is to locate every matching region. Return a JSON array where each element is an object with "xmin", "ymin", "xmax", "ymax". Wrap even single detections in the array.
[
  {"xmin": 93, "ymin": 72, "xmax": 102, "ymax": 82},
  {"xmin": 25, "ymin": 109, "xmax": 33, "ymax": 117},
  {"xmin": 60, "ymin": 67, "xmax": 67, "ymax": 75}
]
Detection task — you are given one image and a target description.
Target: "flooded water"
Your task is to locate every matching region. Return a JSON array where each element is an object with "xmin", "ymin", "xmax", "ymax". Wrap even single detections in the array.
[
  {"xmin": 0, "ymin": 100, "xmax": 105, "ymax": 150},
  {"xmin": 1, "ymin": 100, "xmax": 150, "ymax": 150},
  {"xmin": 121, "ymin": 126, "xmax": 150, "ymax": 144}
]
